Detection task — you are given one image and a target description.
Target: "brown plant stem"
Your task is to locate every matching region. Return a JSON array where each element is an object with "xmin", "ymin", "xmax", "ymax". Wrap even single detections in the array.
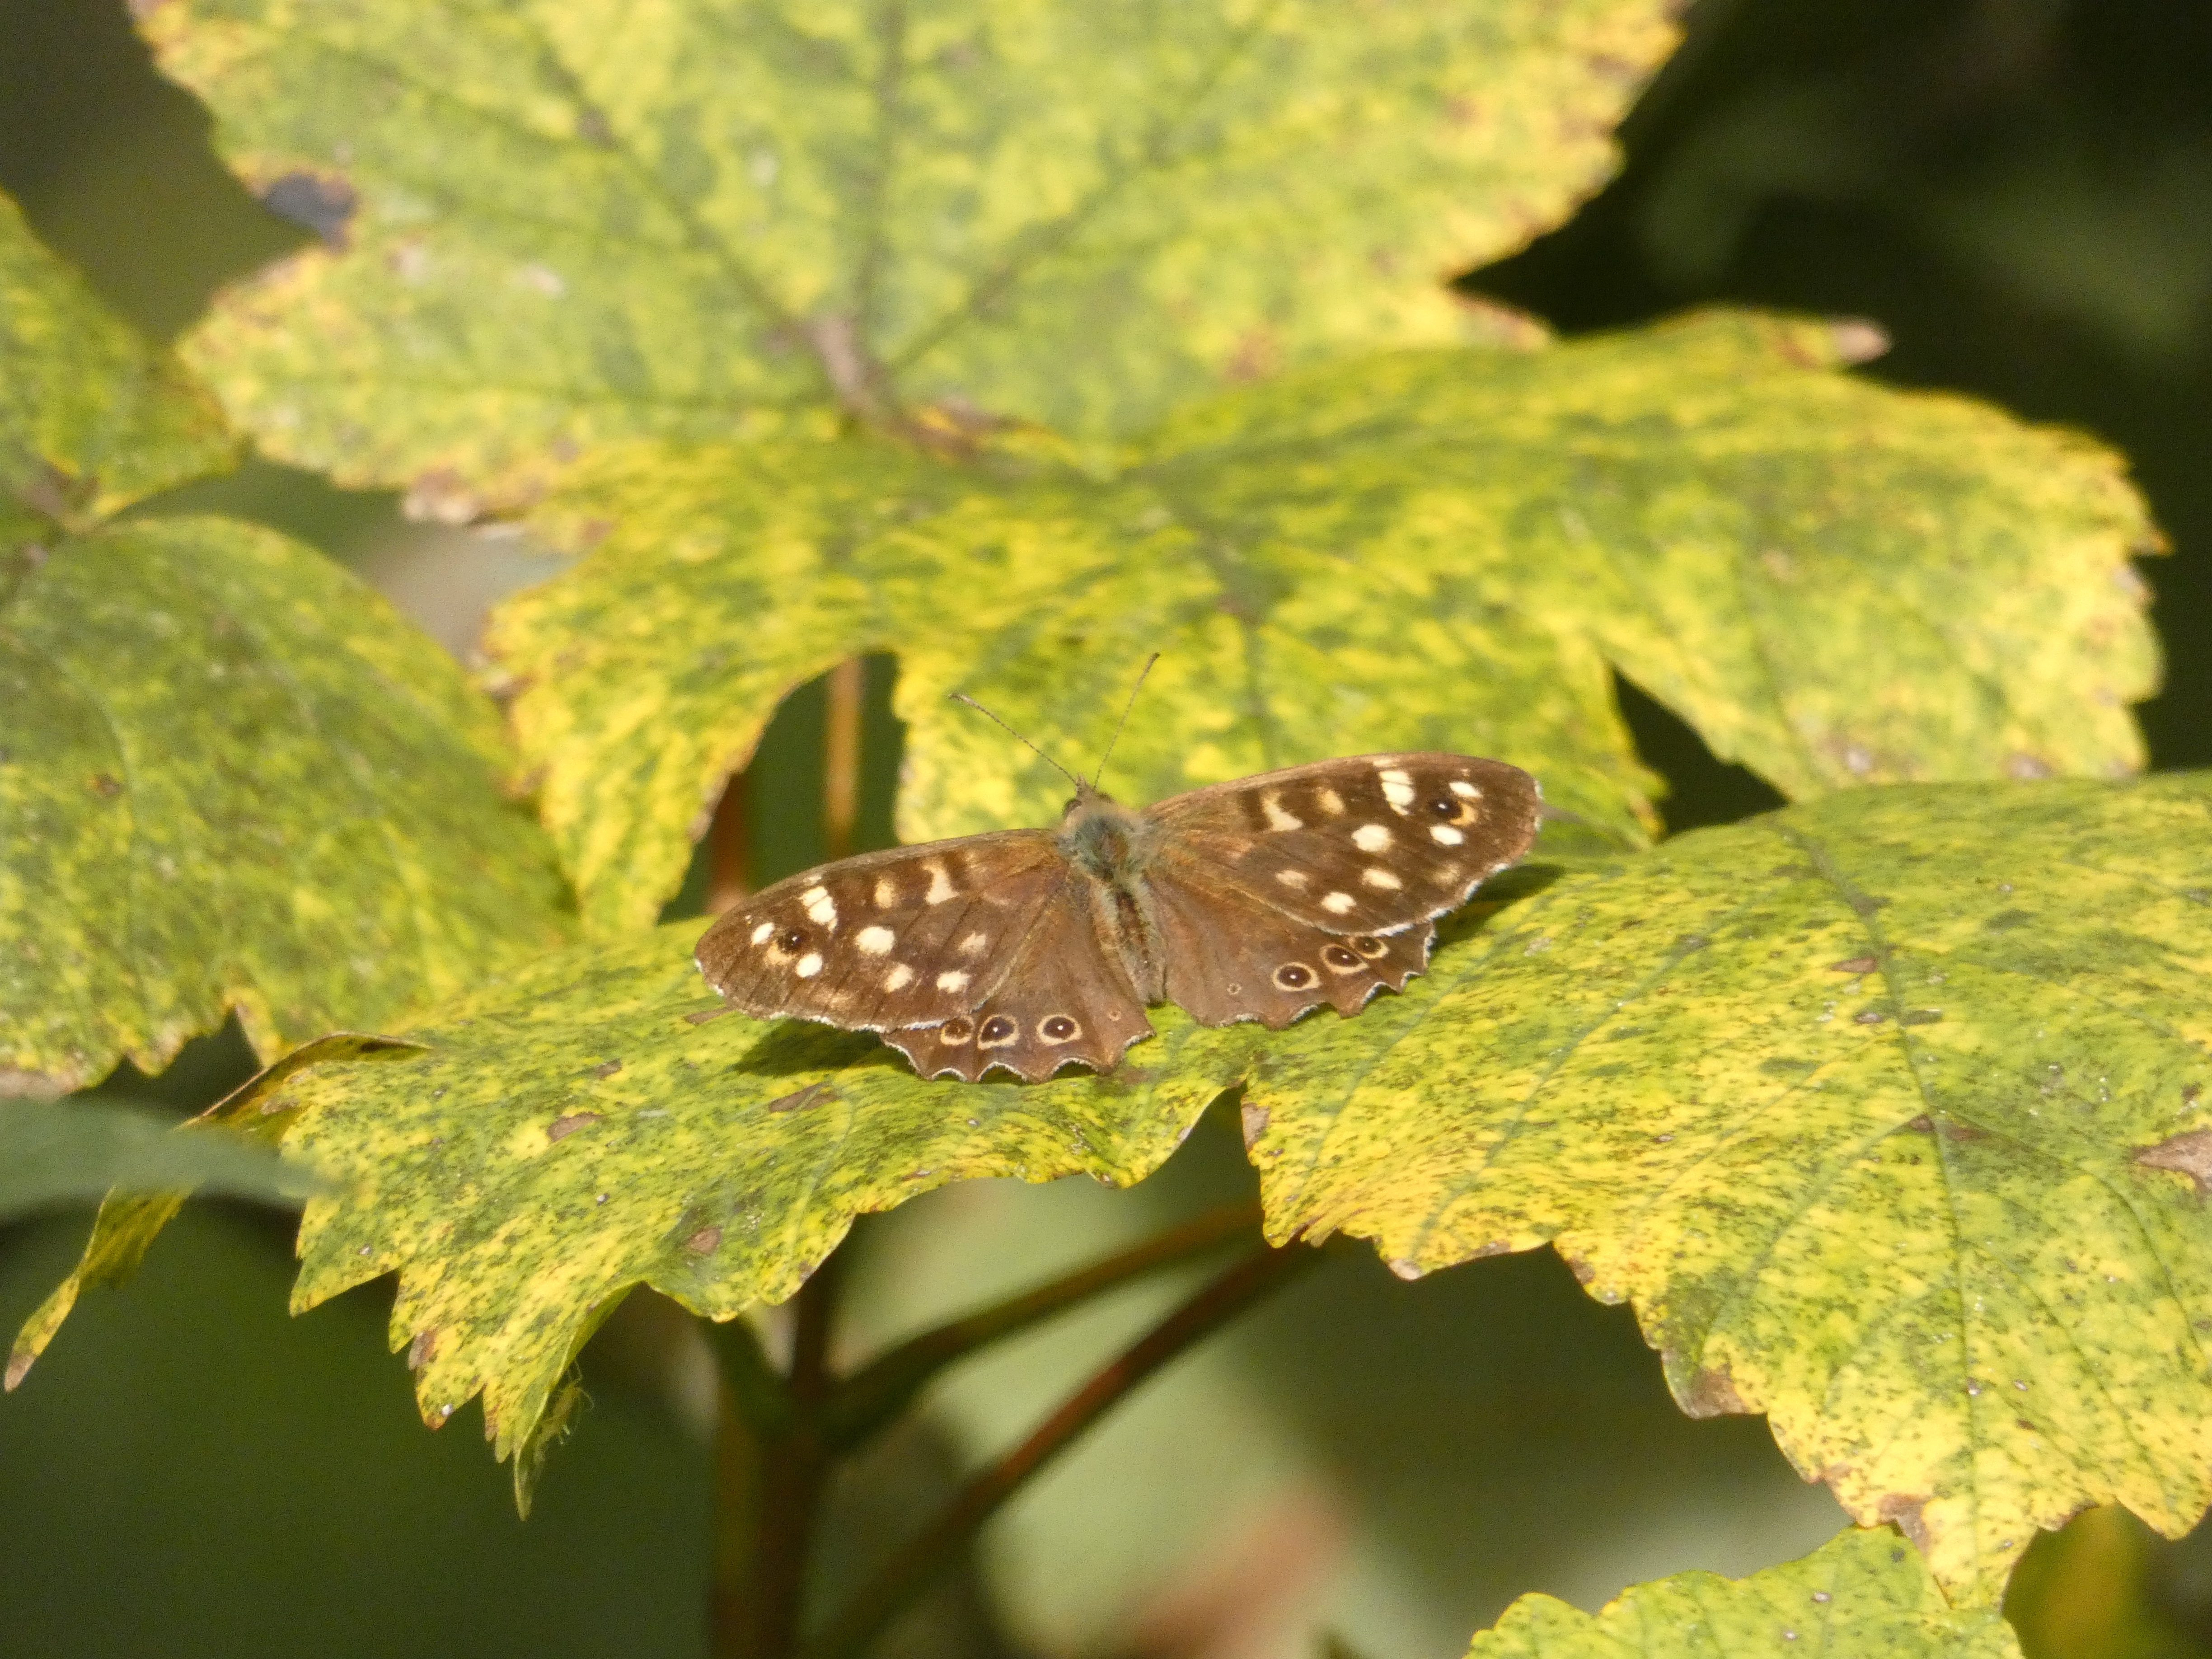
[
  {"xmin": 710, "ymin": 1249, "xmax": 850, "ymax": 1659},
  {"xmin": 822, "ymin": 658, "xmax": 865, "ymax": 863},
  {"xmin": 801, "ymin": 1242, "xmax": 1320, "ymax": 1659},
  {"xmin": 820, "ymin": 1199, "xmax": 1263, "ymax": 1453}
]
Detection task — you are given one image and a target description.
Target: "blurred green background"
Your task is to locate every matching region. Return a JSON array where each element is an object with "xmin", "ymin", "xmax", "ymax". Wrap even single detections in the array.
[{"xmin": 4, "ymin": 2, "xmax": 2210, "ymax": 1656}]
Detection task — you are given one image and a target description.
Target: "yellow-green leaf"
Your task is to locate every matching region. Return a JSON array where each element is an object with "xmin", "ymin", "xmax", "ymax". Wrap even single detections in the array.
[
  {"xmin": 493, "ymin": 312, "xmax": 2154, "ymax": 936},
  {"xmin": 154, "ymin": 0, "xmax": 1677, "ymax": 501},
  {"xmin": 10, "ymin": 924, "xmax": 1252, "ymax": 1456},
  {"xmin": 0, "ymin": 190, "xmax": 235, "ymax": 520},
  {"xmin": 1468, "ymin": 1527, "xmax": 2020, "ymax": 1657},
  {"xmin": 1243, "ymin": 774, "xmax": 2212, "ymax": 1602},
  {"xmin": 0, "ymin": 516, "xmax": 576, "ymax": 1093}
]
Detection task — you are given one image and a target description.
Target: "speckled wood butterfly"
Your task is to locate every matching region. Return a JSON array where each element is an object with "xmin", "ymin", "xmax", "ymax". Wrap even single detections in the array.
[{"xmin": 696, "ymin": 725, "xmax": 1542, "ymax": 1083}]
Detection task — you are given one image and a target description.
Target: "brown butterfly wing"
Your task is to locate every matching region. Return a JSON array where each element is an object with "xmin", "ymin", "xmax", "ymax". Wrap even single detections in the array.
[
  {"xmin": 1143, "ymin": 753, "xmax": 1541, "ymax": 937},
  {"xmin": 1148, "ymin": 872, "xmax": 1436, "ymax": 1028},
  {"xmin": 882, "ymin": 882, "xmax": 1153, "ymax": 1083},
  {"xmin": 696, "ymin": 831, "xmax": 1067, "ymax": 1031}
]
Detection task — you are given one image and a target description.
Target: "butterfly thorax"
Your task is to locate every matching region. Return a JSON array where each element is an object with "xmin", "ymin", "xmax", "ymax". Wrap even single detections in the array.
[{"xmin": 1055, "ymin": 789, "xmax": 1167, "ymax": 1002}]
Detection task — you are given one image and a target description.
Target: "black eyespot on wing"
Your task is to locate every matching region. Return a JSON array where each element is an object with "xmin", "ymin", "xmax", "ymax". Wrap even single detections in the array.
[
  {"xmin": 1322, "ymin": 944, "xmax": 1362, "ymax": 970},
  {"xmin": 778, "ymin": 928, "xmax": 806, "ymax": 951},
  {"xmin": 1273, "ymin": 963, "xmax": 1314, "ymax": 989},
  {"xmin": 1042, "ymin": 1015, "xmax": 1078, "ymax": 1040},
  {"xmin": 1429, "ymin": 796, "xmax": 1457, "ymax": 815},
  {"xmin": 979, "ymin": 1015, "xmax": 1018, "ymax": 1046},
  {"xmin": 941, "ymin": 1017, "xmax": 974, "ymax": 1044},
  {"xmin": 1350, "ymin": 935, "xmax": 1386, "ymax": 958}
]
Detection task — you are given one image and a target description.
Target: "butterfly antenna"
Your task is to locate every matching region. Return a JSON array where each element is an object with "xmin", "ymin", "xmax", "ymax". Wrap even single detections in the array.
[
  {"xmin": 948, "ymin": 693, "xmax": 1085, "ymax": 792},
  {"xmin": 1090, "ymin": 653, "xmax": 1159, "ymax": 793}
]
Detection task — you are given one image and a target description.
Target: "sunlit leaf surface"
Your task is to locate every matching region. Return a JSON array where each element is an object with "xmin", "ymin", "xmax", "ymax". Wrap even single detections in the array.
[
  {"xmin": 0, "ymin": 191, "xmax": 235, "ymax": 519},
  {"xmin": 496, "ymin": 314, "xmax": 2154, "ymax": 935},
  {"xmin": 1, "ymin": 516, "xmax": 576, "ymax": 1093},
  {"xmin": 1247, "ymin": 775, "xmax": 2212, "ymax": 1601},
  {"xmin": 1468, "ymin": 1528, "xmax": 2020, "ymax": 1657},
  {"xmin": 156, "ymin": 0, "xmax": 1677, "ymax": 502}
]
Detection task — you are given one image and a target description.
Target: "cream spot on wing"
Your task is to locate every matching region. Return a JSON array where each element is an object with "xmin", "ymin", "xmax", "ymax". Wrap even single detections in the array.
[
  {"xmin": 1275, "ymin": 869, "xmax": 1311, "ymax": 890},
  {"xmin": 750, "ymin": 921, "xmax": 774, "ymax": 945},
  {"xmin": 872, "ymin": 876, "xmax": 898, "ymax": 908},
  {"xmin": 884, "ymin": 964, "xmax": 916, "ymax": 991},
  {"xmin": 1321, "ymin": 891, "xmax": 1356, "ymax": 914},
  {"xmin": 1361, "ymin": 867, "xmax": 1402, "ymax": 890},
  {"xmin": 1431, "ymin": 825, "xmax": 1465, "ymax": 846},
  {"xmin": 1433, "ymin": 862, "xmax": 1463, "ymax": 885},
  {"xmin": 924, "ymin": 861, "xmax": 955, "ymax": 904},
  {"xmin": 801, "ymin": 886, "xmax": 838, "ymax": 928},
  {"xmin": 1315, "ymin": 786, "xmax": 1345, "ymax": 815},
  {"xmin": 795, "ymin": 952, "xmax": 824, "ymax": 978},
  {"xmin": 1352, "ymin": 823, "xmax": 1392, "ymax": 853},
  {"xmin": 1449, "ymin": 780, "xmax": 1482, "ymax": 799},
  {"xmin": 1261, "ymin": 791, "xmax": 1303, "ymax": 831},
  {"xmin": 1378, "ymin": 767, "xmax": 1415, "ymax": 813},
  {"xmin": 856, "ymin": 925, "xmax": 895, "ymax": 956},
  {"xmin": 958, "ymin": 932, "xmax": 989, "ymax": 957},
  {"xmin": 936, "ymin": 970, "xmax": 971, "ymax": 993}
]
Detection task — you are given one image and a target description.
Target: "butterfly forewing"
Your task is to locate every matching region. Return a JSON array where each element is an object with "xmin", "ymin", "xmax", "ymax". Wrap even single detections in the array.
[
  {"xmin": 1141, "ymin": 754, "xmax": 1541, "ymax": 937},
  {"xmin": 696, "ymin": 831, "xmax": 1065, "ymax": 1031}
]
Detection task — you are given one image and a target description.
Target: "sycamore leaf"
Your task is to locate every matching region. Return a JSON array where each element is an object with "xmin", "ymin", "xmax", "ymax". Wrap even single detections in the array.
[
  {"xmin": 10, "ymin": 927, "xmax": 1253, "ymax": 1456},
  {"xmin": 0, "ymin": 516, "xmax": 577, "ymax": 1093},
  {"xmin": 153, "ymin": 0, "xmax": 1676, "ymax": 505},
  {"xmin": 6, "ymin": 1032, "xmax": 413, "ymax": 1392},
  {"xmin": 1244, "ymin": 774, "xmax": 2212, "ymax": 1603},
  {"xmin": 494, "ymin": 311, "xmax": 2154, "ymax": 935},
  {"xmin": 1467, "ymin": 1527, "xmax": 2020, "ymax": 1658},
  {"xmin": 0, "ymin": 192, "xmax": 237, "ymax": 520},
  {"xmin": 0, "ymin": 1098, "xmax": 319, "ymax": 1222},
  {"xmin": 19, "ymin": 775, "xmax": 2208, "ymax": 1599}
]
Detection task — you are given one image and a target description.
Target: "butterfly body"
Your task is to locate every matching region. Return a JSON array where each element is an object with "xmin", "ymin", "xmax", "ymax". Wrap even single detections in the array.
[{"xmin": 698, "ymin": 754, "xmax": 1541, "ymax": 1083}]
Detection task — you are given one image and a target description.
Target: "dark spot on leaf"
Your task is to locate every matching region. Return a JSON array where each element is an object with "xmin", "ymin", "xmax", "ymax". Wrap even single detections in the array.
[
  {"xmin": 1759, "ymin": 1056, "xmax": 1813, "ymax": 1076},
  {"xmin": 261, "ymin": 170, "xmax": 357, "ymax": 248},
  {"xmin": 1904, "ymin": 1115, "xmax": 1935, "ymax": 1133},
  {"xmin": 2185, "ymin": 1084, "xmax": 2202, "ymax": 1107},
  {"xmin": 1898, "ymin": 1009, "xmax": 1943, "ymax": 1026},
  {"xmin": 683, "ymin": 1226, "xmax": 723, "ymax": 1256},
  {"xmin": 1829, "ymin": 956, "xmax": 1878, "ymax": 974},
  {"xmin": 576, "ymin": 106, "xmax": 616, "ymax": 147},
  {"xmin": 1983, "ymin": 909, "xmax": 2035, "ymax": 932},
  {"xmin": 588, "ymin": 1059, "xmax": 622, "ymax": 1079},
  {"xmin": 1876, "ymin": 1494, "xmax": 1932, "ymax": 1551},
  {"xmin": 684, "ymin": 1006, "xmax": 733, "ymax": 1025},
  {"xmin": 1241, "ymin": 1102, "xmax": 1270, "ymax": 1149},
  {"xmin": 2017, "ymin": 1419, "xmax": 2038, "ymax": 1432},
  {"xmin": 89, "ymin": 773, "xmax": 123, "ymax": 797},
  {"xmin": 768, "ymin": 1081, "xmax": 836, "ymax": 1114},
  {"xmin": 547, "ymin": 1111, "xmax": 602, "ymax": 1142},
  {"xmin": 2134, "ymin": 1129, "xmax": 2212, "ymax": 1197},
  {"xmin": 407, "ymin": 1328, "xmax": 438, "ymax": 1370},
  {"xmin": 1853, "ymin": 1010, "xmax": 1886, "ymax": 1024},
  {"xmin": 1682, "ymin": 1363, "xmax": 1747, "ymax": 1418}
]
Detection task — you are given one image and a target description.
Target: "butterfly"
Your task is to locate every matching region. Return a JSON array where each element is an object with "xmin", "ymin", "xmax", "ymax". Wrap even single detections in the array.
[{"xmin": 695, "ymin": 740, "xmax": 1543, "ymax": 1083}]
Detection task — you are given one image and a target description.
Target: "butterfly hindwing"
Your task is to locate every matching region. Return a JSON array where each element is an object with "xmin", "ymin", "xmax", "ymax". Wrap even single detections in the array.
[
  {"xmin": 1141, "ymin": 753, "xmax": 1540, "ymax": 936},
  {"xmin": 696, "ymin": 831, "xmax": 1065, "ymax": 1031},
  {"xmin": 883, "ymin": 881, "xmax": 1153, "ymax": 1083},
  {"xmin": 1147, "ymin": 866, "xmax": 1436, "ymax": 1029}
]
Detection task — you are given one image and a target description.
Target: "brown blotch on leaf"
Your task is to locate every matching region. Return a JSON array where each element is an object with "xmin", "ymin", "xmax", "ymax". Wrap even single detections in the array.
[
  {"xmin": 2185, "ymin": 1083, "xmax": 2203, "ymax": 1107},
  {"xmin": 588, "ymin": 1059, "xmax": 622, "ymax": 1080},
  {"xmin": 547, "ymin": 1111, "xmax": 602, "ymax": 1142},
  {"xmin": 769, "ymin": 1081, "xmax": 836, "ymax": 1115},
  {"xmin": 1829, "ymin": 955, "xmax": 1878, "ymax": 974},
  {"xmin": 684, "ymin": 1005, "xmax": 733, "ymax": 1026},
  {"xmin": 89, "ymin": 773, "xmax": 123, "ymax": 798},
  {"xmin": 1876, "ymin": 1493, "xmax": 1933, "ymax": 1552},
  {"xmin": 1681, "ymin": 1362, "xmax": 1748, "ymax": 1419},
  {"xmin": 1905, "ymin": 1115, "xmax": 1936, "ymax": 1133},
  {"xmin": 407, "ymin": 1328, "xmax": 439, "ymax": 1371},
  {"xmin": 2134, "ymin": 1129, "xmax": 2212, "ymax": 1197},
  {"xmin": 1853, "ymin": 1009, "xmax": 1887, "ymax": 1024},
  {"xmin": 1387, "ymin": 1258, "xmax": 1424, "ymax": 1282},
  {"xmin": 1240, "ymin": 1103, "xmax": 1270, "ymax": 1149},
  {"xmin": 683, "ymin": 1226, "xmax": 723, "ymax": 1256}
]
